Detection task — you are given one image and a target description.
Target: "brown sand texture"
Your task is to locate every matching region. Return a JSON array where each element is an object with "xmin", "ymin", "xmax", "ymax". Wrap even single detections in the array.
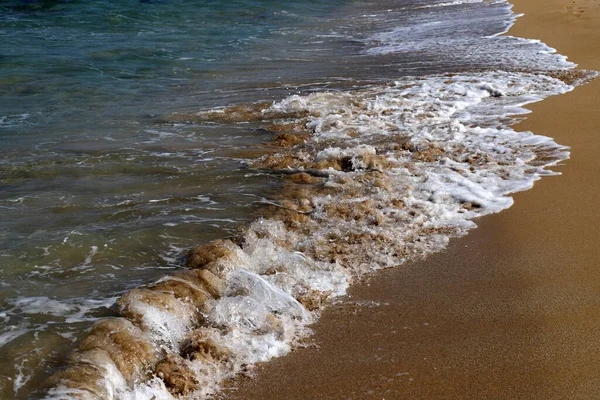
[{"xmin": 218, "ymin": 0, "xmax": 600, "ymax": 399}]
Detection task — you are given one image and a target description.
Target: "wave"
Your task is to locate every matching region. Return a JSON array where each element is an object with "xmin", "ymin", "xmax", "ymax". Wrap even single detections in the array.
[{"xmin": 43, "ymin": 68, "xmax": 595, "ymax": 399}]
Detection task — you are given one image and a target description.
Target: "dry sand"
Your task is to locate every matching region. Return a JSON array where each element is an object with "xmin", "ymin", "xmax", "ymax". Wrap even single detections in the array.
[{"xmin": 218, "ymin": 0, "xmax": 600, "ymax": 398}]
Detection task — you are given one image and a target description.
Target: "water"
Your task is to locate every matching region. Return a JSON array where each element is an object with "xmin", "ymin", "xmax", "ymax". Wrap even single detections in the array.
[{"xmin": 0, "ymin": 0, "xmax": 592, "ymax": 398}]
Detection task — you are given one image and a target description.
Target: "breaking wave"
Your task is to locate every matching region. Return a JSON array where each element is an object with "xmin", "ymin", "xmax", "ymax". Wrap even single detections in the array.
[{"xmin": 44, "ymin": 68, "xmax": 595, "ymax": 399}]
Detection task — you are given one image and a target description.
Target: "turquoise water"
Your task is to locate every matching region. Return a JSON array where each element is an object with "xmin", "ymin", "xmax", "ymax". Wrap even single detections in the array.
[
  {"xmin": 0, "ymin": 0, "xmax": 352, "ymax": 295},
  {"xmin": 0, "ymin": 1, "xmax": 352, "ymax": 396}
]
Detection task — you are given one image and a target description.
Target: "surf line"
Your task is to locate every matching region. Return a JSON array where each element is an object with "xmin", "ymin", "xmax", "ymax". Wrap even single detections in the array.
[{"xmin": 46, "ymin": 69, "xmax": 593, "ymax": 399}]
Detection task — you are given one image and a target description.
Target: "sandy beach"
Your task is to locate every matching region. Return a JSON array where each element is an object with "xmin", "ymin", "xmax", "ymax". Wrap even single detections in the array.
[{"xmin": 218, "ymin": 0, "xmax": 600, "ymax": 398}]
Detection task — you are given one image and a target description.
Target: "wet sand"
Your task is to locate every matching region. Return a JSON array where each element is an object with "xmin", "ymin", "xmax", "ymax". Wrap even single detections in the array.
[{"xmin": 218, "ymin": 0, "xmax": 600, "ymax": 399}]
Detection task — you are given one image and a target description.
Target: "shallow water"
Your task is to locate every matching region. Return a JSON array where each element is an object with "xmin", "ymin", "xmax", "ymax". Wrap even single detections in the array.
[{"xmin": 0, "ymin": 0, "xmax": 589, "ymax": 398}]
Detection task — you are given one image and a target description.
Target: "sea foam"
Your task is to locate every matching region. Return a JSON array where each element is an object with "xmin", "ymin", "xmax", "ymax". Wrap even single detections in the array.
[{"xmin": 44, "ymin": 68, "xmax": 595, "ymax": 399}]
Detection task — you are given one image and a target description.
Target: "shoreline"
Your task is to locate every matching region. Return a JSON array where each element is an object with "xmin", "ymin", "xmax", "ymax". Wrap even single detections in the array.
[{"xmin": 218, "ymin": 0, "xmax": 600, "ymax": 398}]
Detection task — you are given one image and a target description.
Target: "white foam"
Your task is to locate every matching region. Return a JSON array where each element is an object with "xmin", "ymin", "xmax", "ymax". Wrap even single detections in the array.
[
  {"xmin": 126, "ymin": 297, "xmax": 198, "ymax": 352},
  {"xmin": 13, "ymin": 364, "xmax": 32, "ymax": 395},
  {"xmin": 364, "ymin": 0, "xmax": 575, "ymax": 70},
  {"xmin": 0, "ymin": 325, "xmax": 29, "ymax": 349},
  {"xmin": 209, "ymin": 269, "xmax": 310, "ymax": 330},
  {"xmin": 104, "ymin": 71, "xmax": 577, "ymax": 400},
  {"xmin": 122, "ymin": 378, "xmax": 176, "ymax": 400},
  {"xmin": 418, "ymin": 0, "xmax": 483, "ymax": 9},
  {"xmin": 251, "ymin": 70, "xmax": 572, "ymax": 270},
  {"xmin": 6, "ymin": 296, "xmax": 118, "ymax": 324}
]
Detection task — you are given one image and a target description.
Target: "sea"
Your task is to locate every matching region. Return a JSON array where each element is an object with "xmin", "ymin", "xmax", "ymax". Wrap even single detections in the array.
[{"xmin": 0, "ymin": 0, "xmax": 591, "ymax": 399}]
